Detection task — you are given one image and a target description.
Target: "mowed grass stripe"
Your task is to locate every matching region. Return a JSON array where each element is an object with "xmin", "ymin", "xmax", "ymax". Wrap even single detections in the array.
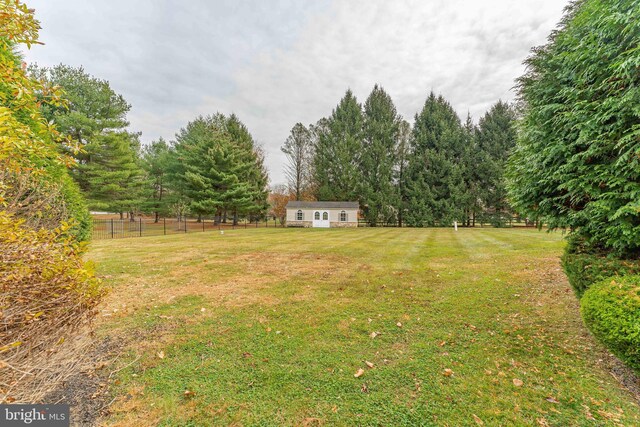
[{"xmin": 91, "ymin": 228, "xmax": 640, "ymax": 427}]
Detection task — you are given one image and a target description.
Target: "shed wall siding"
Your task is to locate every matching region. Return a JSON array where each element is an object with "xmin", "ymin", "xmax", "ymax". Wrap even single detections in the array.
[{"xmin": 285, "ymin": 208, "xmax": 358, "ymax": 227}]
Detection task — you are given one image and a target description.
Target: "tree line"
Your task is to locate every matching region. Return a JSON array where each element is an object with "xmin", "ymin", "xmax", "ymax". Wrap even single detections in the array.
[
  {"xmin": 31, "ymin": 64, "xmax": 269, "ymax": 223},
  {"xmin": 281, "ymin": 85, "xmax": 517, "ymax": 226}
]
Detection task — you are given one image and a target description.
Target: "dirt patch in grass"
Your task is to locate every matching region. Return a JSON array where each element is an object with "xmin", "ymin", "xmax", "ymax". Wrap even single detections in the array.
[
  {"xmin": 43, "ymin": 336, "xmax": 120, "ymax": 427},
  {"xmin": 98, "ymin": 252, "xmax": 353, "ymax": 317}
]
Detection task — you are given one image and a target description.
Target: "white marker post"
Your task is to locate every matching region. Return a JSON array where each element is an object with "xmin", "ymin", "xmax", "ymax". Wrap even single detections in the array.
[{"xmin": 454, "ymin": 221, "xmax": 458, "ymax": 231}]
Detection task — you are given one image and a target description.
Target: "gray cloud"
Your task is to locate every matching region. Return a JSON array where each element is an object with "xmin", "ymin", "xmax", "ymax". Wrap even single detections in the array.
[{"xmin": 24, "ymin": 0, "xmax": 568, "ymax": 185}]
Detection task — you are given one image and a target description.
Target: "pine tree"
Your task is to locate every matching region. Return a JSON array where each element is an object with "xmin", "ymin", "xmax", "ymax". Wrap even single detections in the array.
[
  {"xmin": 404, "ymin": 92, "xmax": 466, "ymax": 226},
  {"xmin": 314, "ymin": 90, "xmax": 363, "ymax": 201},
  {"xmin": 360, "ymin": 84, "xmax": 399, "ymax": 225},
  {"xmin": 30, "ymin": 64, "xmax": 130, "ymax": 159},
  {"xmin": 395, "ymin": 120, "xmax": 411, "ymax": 227},
  {"xmin": 460, "ymin": 113, "xmax": 481, "ymax": 226},
  {"xmin": 170, "ymin": 115, "xmax": 268, "ymax": 224},
  {"xmin": 225, "ymin": 114, "xmax": 269, "ymax": 220},
  {"xmin": 141, "ymin": 138, "xmax": 173, "ymax": 222},
  {"xmin": 476, "ymin": 101, "xmax": 516, "ymax": 225},
  {"xmin": 81, "ymin": 131, "xmax": 146, "ymax": 218}
]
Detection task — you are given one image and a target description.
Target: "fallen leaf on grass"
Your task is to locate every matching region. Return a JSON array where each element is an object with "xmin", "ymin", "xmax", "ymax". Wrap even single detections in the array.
[
  {"xmin": 438, "ymin": 341, "xmax": 446, "ymax": 347},
  {"xmin": 157, "ymin": 351, "xmax": 165, "ymax": 359},
  {"xmin": 443, "ymin": 368, "xmax": 454, "ymax": 377},
  {"xmin": 513, "ymin": 378, "xmax": 523, "ymax": 387},
  {"xmin": 370, "ymin": 331, "xmax": 379, "ymax": 339},
  {"xmin": 361, "ymin": 383, "xmax": 369, "ymax": 393},
  {"xmin": 396, "ymin": 322, "xmax": 403, "ymax": 328},
  {"xmin": 184, "ymin": 389, "xmax": 196, "ymax": 398},
  {"xmin": 365, "ymin": 361, "xmax": 374, "ymax": 369},
  {"xmin": 354, "ymin": 368, "xmax": 365, "ymax": 378},
  {"xmin": 472, "ymin": 414, "xmax": 484, "ymax": 425},
  {"xmin": 545, "ymin": 396, "xmax": 559, "ymax": 404}
]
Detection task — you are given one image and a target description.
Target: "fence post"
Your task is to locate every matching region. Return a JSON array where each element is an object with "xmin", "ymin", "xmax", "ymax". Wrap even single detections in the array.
[
  {"xmin": 163, "ymin": 218, "xmax": 166, "ymax": 235},
  {"xmin": 139, "ymin": 217, "xmax": 142, "ymax": 237},
  {"xmin": 111, "ymin": 219, "xmax": 114, "ymax": 239}
]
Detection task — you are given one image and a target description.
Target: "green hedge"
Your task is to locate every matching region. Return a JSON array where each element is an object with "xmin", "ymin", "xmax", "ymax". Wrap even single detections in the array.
[
  {"xmin": 59, "ymin": 173, "xmax": 92, "ymax": 243},
  {"xmin": 581, "ymin": 276, "xmax": 640, "ymax": 374},
  {"xmin": 562, "ymin": 251, "xmax": 640, "ymax": 298},
  {"xmin": 561, "ymin": 235, "xmax": 640, "ymax": 297}
]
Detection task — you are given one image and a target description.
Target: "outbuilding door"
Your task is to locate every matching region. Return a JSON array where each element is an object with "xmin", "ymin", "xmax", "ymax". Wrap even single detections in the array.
[{"xmin": 313, "ymin": 210, "xmax": 330, "ymax": 228}]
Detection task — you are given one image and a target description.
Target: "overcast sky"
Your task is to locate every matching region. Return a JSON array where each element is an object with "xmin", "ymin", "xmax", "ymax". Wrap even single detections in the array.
[{"xmin": 24, "ymin": 0, "xmax": 569, "ymax": 185}]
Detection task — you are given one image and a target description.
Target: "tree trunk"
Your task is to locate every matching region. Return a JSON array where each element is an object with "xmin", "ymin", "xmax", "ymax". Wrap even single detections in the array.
[{"xmin": 154, "ymin": 211, "xmax": 159, "ymax": 223}]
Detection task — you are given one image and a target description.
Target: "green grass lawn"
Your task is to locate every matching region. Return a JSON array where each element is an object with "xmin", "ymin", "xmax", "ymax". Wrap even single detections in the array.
[{"xmin": 89, "ymin": 228, "xmax": 640, "ymax": 426}]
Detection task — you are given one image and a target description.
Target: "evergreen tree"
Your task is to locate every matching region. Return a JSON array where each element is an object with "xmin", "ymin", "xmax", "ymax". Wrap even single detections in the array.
[
  {"xmin": 225, "ymin": 114, "xmax": 269, "ymax": 219},
  {"xmin": 404, "ymin": 92, "xmax": 466, "ymax": 226},
  {"xmin": 395, "ymin": 119, "xmax": 411, "ymax": 227},
  {"xmin": 360, "ymin": 84, "xmax": 399, "ymax": 225},
  {"xmin": 314, "ymin": 90, "xmax": 363, "ymax": 201},
  {"xmin": 476, "ymin": 101, "xmax": 516, "ymax": 225},
  {"xmin": 141, "ymin": 138, "xmax": 173, "ymax": 222},
  {"xmin": 460, "ymin": 113, "xmax": 481, "ymax": 226},
  {"xmin": 30, "ymin": 64, "xmax": 145, "ymax": 215},
  {"xmin": 281, "ymin": 123, "xmax": 314, "ymax": 201},
  {"xmin": 30, "ymin": 64, "xmax": 130, "ymax": 155},
  {"xmin": 508, "ymin": 0, "xmax": 640, "ymax": 256},
  {"xmin": 170, "ymin": 115, "xmax": 268, "ymax": 224},
  {"xmin": 81, "ymin": 131, "xmax": 146, "ymax": 218}
]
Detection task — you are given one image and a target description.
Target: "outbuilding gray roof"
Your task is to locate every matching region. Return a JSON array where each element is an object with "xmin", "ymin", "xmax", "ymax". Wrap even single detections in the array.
[{"xmin": 286, "ymin": 201, "xmax": 359, "ymax": 209}]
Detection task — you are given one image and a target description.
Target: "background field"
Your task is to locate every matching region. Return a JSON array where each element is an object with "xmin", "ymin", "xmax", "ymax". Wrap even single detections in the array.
[{"xmin": 88, "ymin": 228, "xmax": 640, "ymax": 426}]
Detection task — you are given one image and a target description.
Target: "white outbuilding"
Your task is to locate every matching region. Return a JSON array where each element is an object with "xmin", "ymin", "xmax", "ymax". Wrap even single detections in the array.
[{"xmin": 285, "ymin": 201, "xmax": 359, "ymax": 228}]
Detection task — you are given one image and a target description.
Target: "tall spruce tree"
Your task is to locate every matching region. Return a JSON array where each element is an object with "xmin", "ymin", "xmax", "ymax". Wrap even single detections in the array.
[
  {"xmin": 404, "ymin": 92, "xmax": 466, "ymax": 226},
  {"xmin": 314, "ymin": 90, "xmax": 363, "ymax": 201},
  {"xmin": 360, "ymin": 84, "xmax": 399, "ymax": 225},
  {"xmin": 460, "ymin": 113, "xmax": 481, "ymax": 226},
  {"xmin": 476, "ymin": 101, "xmax": 516, "ymax": 225},
  {"xmin": 281, "ymin": 123, "xmax": 314, "ymax": 200},
  {"xmin": 395, "ymin": 119, "xmax": 412, "ymax": 227}
]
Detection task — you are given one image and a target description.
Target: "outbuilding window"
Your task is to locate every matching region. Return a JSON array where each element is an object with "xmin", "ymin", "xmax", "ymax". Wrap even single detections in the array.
[
  {"xmin": 315, "ymin": 211, "xmax": 320, "ymax": 220},
  {"xmin": 296, "ymin": 210, "xmax": 303, "ymax": 221},
  {"xmin": 322, "ymin": 212, "xmax": 328, "ymax": 220},
  {"xmin": 340, "ymin": 210, "xmax": 347, "ymax": 221}
]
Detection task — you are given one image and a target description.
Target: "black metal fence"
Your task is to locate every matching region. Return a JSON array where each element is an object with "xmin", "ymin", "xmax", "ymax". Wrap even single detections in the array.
[
  {"xmin": 357, "ymin": 214, "xmax": 537, "ymax": 228},
  {"xmin": 92, "ymin": 217, "xmax": 284, "ymax": 240}
]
